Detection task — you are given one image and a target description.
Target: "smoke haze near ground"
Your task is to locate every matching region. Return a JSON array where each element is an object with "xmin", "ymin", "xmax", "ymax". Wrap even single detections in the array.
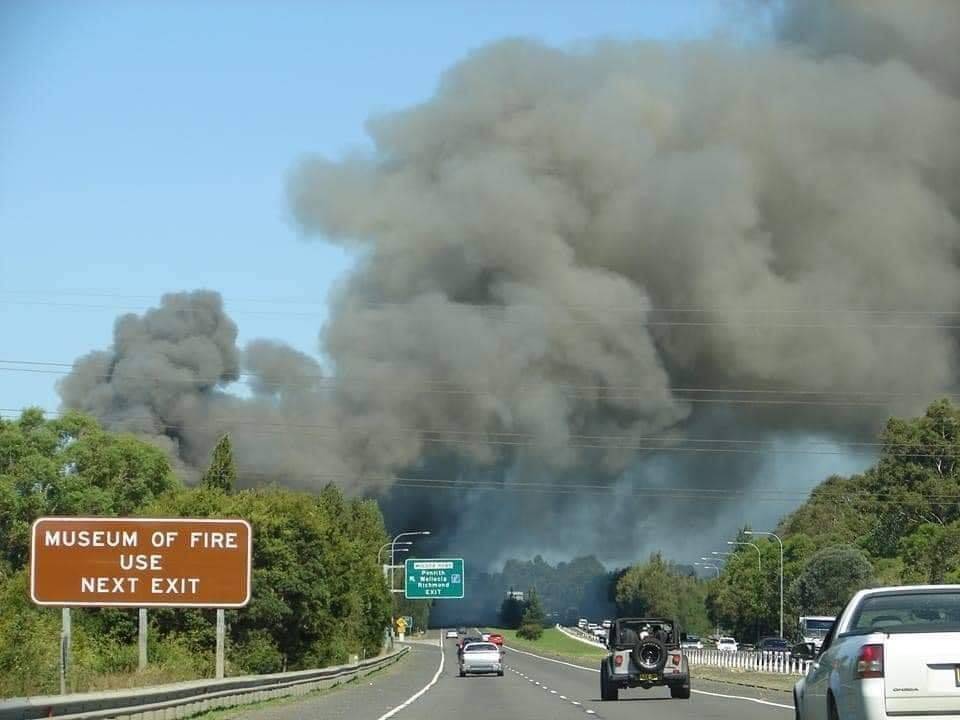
[{"xmin": 59, "ymin": 1, "xmax": 960, "ymax": 568}]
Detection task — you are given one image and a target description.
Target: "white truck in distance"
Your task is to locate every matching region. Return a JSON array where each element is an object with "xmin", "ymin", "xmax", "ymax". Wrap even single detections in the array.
[
  {"xmin": 799, "ymin": 615, "xmax": 836, "ymax": 652},
  {"xmin": 794, "ymin": 585, "xmax": 960, "ymax": 719}
]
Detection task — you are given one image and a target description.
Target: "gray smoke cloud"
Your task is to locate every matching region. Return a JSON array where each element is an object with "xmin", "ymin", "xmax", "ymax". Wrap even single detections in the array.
[{"xmin": 60, "ymin": 1, "xmax": 960, "ymax": 567}]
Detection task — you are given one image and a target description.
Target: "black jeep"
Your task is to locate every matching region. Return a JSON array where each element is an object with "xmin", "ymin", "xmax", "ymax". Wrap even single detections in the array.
[{"xmin": 599, "ymin": 617, "xmax": 691, "ymax": 701}]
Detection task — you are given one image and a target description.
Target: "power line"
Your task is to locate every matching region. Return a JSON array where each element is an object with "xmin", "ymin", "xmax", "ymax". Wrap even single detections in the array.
[
  {"xmin": 4, "ymin": 298, "xmax": 960, "ymax": 329},
  {"xmin": 4, "ymin": 289, "xmax": 960, "ymax": 316},
  {"xmin": 1, "ymin": 362, "xmax": 956, "ymax": 407},
  {"xmin": 2, "ymin": 406, "xmax": 956, "ymax": 460}
]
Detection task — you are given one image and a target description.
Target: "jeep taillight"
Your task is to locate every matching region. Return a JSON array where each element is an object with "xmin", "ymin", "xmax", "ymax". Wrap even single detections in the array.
[
  {"xmin": 855, "ymin": 644, "xmax": 883, "ymax": 679},
  {"xmin": 671, "ymin": 653, "xmax": 681, "ymax": 666},
  {"xmin": 614, "ymin": 654, "xmax": 624, "ymax": 667}
]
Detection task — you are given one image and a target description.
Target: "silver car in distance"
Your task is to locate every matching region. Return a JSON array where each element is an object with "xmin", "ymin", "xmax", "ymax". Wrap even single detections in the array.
[{"xmin": 459, "ymin": 641, "xmax": 504, "ymax": 677}]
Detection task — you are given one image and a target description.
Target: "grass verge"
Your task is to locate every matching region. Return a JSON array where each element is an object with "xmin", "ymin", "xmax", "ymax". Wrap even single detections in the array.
[
  {"xmin": 691, "ymin": 665, "xmax": 798, "ymax": 692},
  {"xmin": 493, "ymin": 628, "xmax": 606, "ymax": 666}
]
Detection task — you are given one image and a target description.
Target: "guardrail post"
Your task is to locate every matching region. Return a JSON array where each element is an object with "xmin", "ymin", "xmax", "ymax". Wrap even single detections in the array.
[
  {"xmin": 60, "ymin": 607, "xmax": 71, "ymax": 694},
  {"xmin": 216, "ymin": 609, "xmax": 226, "ymax": 680},
  {"xmin": 139, "ymin": 608, "xmax": 148, "ymax": 671}
]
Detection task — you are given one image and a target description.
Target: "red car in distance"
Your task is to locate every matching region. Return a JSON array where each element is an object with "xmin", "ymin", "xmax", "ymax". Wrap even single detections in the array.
[{"xmin": 487, "ymin": 633, "xmax": 504, "ymax": 646}]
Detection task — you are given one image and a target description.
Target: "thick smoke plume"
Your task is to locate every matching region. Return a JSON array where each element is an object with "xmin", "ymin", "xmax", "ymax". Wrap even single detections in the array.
[{"xmin": 60, "ymin": 1, "xmax": 960, "ymax": 567}]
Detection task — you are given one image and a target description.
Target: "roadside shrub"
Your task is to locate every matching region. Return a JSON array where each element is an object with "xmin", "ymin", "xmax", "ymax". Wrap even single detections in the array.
[
  {"xmin": 231, "ymin": 630, "xmax": 284, "ymax": 675},
  {"xmin": 517, "ymin": 623, "xmax": 543, "ymax": 640}
]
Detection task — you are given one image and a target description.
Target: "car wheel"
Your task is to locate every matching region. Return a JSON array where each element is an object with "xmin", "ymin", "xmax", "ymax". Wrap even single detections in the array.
[
  {"xmin": 497, "ymin": 670, "xmax": 504, "ymax": 677},
  {"xmin": 828, "ymin": 694, "xmax": 839, "ymax": 720},
  {"xmin": 670, "ymin": 682, "xmax": 691, "ymax": 699},
  {"xmin": 600, "ymin": 663, "xmax": 619, "ymax": 701},
  {"xmin": 459, "ymin": 669, "xmax": 466, "ymax": 677}
]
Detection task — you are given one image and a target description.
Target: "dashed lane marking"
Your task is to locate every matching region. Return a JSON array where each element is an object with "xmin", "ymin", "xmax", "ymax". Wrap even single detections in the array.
[{"xmin": 505, "ymin": 644, "xmax": 793, "ymax": 711}]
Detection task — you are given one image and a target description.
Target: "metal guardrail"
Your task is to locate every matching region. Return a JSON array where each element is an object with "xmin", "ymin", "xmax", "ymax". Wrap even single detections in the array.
[
  {"xmin": 0, "ymin": 646, "xmax": 409, "ymax": 720},
  {"xmin": 556, "ymin": 624, "xmax": 607, "ymax": 648}
]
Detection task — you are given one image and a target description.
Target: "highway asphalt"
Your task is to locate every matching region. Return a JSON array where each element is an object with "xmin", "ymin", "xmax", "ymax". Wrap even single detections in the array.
[{"xmin": 231, "ymin": 631, "xmax": 796, "ymax": 719}]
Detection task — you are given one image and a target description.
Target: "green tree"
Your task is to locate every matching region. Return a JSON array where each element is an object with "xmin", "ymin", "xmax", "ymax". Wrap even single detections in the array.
[
  {"xmin": 517, "ymin": 588, "xmax": 546, "ymax": 639},
  {"xmin": 616, "ymin": 553, "xmax": 710, "ymax": 635},
  {"xmin": 789, "ymin": 544, "xmax": 873, "ymax": 616},
  {"xmin": 898, "ymin": 521, "xmax": 960, "ymax": 584},
  {"xmin": 201, "ymin": 435, "xmax": 236, "ymax": 493},
  {"xmin": 499, "ymin": 591, "xmax": 524, "ymax": 629}
]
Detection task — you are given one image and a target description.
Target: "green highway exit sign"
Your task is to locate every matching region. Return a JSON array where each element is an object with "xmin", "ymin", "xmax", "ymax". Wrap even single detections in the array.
[{"xmin": 405, "ymin": 558, "xmax": 464, "ymax": 599}]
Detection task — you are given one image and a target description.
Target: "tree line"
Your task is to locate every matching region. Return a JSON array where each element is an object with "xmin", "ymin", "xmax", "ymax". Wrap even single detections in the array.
[
  {"xmin": 0, "ymin": 409, "xmax": 396, "ymax": 697},
  {"xmin": 707, "ymin": 398, "xmax": 960, "ymax": 642},
  {"xmin": 612, "ymin": 399, "xmax": 960, "ymax": 644}
]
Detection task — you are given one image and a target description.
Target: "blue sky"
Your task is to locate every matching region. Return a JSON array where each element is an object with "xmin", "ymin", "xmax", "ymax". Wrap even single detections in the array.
[{"xmin": 1, "ymin": 0, "xmax": 726, "ymax": 414}]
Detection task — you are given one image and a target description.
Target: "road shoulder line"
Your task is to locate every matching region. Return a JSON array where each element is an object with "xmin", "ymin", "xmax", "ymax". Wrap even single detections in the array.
[{"xmin": 375, "ymin": 640, "xmax": 445, "ymax": 719}]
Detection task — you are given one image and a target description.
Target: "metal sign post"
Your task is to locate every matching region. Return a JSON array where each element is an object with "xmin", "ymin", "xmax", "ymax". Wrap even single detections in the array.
[
  {"xmin": 138, "ymin": 608, "xmax": 148, "ymax": 671},
  {"xmin": 215, "ymin": 609, "xmax": 225, "ymax": 680},
  {"xmin": 60, "ymin": 608, "xmax": 71, "ymax": 694}
]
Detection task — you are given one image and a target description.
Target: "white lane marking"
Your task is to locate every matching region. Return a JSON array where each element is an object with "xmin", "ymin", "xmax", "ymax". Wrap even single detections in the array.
[
  {"xmin": 560, "ymin": 695, "xmax": 568, "ymax": 700},
  {"xmin": 586, "ymin": 711, "xmax": 596, "ymax": 715},
  {"xmin": 550, "ymin": 690, "xmax": 558, "ymax": 694},
  {"xmin": 693, "ymin": 688, "xmax": 793, "ymax": 710},
  {"xmin": 375, "ymin": 641, "xmax": 445, "ymax": 720},
  {"xmin": 571, "ymin": 701, "xmax": 581, "ymax": 706},
  {"xmin": 505, "ymin": 645, "xmax": 598, "ymax": 672},
  {"xmin": 506, "ymin": 644, "xmax": 794, "ymax": 711}
]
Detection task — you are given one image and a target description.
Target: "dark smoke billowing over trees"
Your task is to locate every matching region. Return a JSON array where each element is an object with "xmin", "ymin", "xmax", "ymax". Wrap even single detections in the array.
[{"xmin": 59, "ymin": 1, "xmax": 960, "ymax": 567}]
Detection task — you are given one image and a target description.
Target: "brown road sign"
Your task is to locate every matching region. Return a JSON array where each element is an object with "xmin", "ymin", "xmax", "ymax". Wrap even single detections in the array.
[{"xmin": 30, "ymin": 517, "xmax": 252, "ymax": 608}]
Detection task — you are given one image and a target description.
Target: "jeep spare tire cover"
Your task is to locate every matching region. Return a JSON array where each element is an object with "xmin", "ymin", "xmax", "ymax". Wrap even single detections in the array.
[{"xmin": 632, "ymin": 636, "xmax": 667, "ymax": 673}]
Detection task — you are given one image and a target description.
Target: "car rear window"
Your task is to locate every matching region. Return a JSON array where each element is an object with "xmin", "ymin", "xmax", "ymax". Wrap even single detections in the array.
[
  {"xmin": 465, "ymin": 643, "xmax": 498, "ymax": 652},
  {"xmin": 847, "ymin": 591, "xmax": 960, "ymax": 634}
]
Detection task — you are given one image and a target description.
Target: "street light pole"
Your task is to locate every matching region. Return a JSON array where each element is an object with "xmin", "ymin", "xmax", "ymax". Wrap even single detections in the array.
[
  {"xmin": 747, "ymin": 530, "xmax": 784, "ymax": 639},
  {"xmin": 387, "ymin": 530, "xmax": 431, "ymax": 641},
  {"xmin": 693, "ymin": 562, "xmax": 720, "ymax": 578},
  {"xmin": 390, "ymin": 531, "xmax": 431, "ymax": 591},
  {"xmin": 695, "ymin": 563, "xmax": 721, "ymax": 638},
  {"xmin": 378, "ymin": 541, "xmax": 411, "ymax": 565},
  {"xmin": 729, "ymin": 541, "xmax": 763, "ymax": 645},
  {"xmin": 727, "ymin": 541, "xmax": 761, "ymax": 571}
]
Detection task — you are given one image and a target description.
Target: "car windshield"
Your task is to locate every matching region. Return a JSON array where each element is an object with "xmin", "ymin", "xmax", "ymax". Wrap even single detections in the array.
[
  {"xmin": 762, "ymin": 639, "xmax": 787, "ymax": 648},
  {"xmin": 465, "ymin": 643, "xmax": 498, "ymax": 652},
  {"xmin": 847, "ymin": 591, "xmax": 960, "ymax": 634}
]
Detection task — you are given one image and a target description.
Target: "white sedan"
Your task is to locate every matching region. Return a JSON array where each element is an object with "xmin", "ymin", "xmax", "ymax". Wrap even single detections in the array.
[
  {"xmin": 445, "ymin": 629, "xmax": 458, "ymax": 639},
  {"xmin": 795, "ymin": 584, "xmax": 960, "ymax": 719},
  {"xmin": 716, "ymin": 637, "xmax": 738, "ymax": 652}
]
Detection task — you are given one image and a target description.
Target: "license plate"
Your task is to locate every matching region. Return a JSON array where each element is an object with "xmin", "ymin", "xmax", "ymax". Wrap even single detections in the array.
[{"xmin": 638, "ymin": 673, "xmax": 658, "ymax": 681}]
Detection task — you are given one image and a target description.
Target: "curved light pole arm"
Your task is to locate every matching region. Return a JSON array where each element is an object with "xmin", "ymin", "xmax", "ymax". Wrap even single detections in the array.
[{"xmin": 747, "ymin": 530, "xmax": 784, "ymax": 638}]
